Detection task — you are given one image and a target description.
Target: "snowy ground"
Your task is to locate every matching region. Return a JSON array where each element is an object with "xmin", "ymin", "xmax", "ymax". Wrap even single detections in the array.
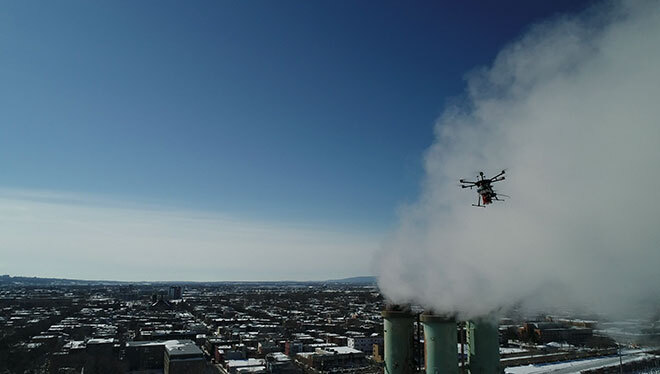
[
  {"xmin": 505, "ymin": 353, "xmax": 657, "ymax": 374},
  {"xmin": 501, "ymin": 347, "xmax": 531, "ymax": 355}
]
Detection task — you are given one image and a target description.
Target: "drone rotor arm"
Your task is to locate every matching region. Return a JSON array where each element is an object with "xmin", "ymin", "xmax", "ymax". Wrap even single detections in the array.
[{"xmin": 490, "ymin": 170, "xmax": 505, "ymax": 180}]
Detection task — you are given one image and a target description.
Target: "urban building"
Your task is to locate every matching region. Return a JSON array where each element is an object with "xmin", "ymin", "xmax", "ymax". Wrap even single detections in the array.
[
  {"xmin": 346, "ymin": 334, "xmax": 382, "ymax": 355},
  {"xmin": 164, "ymin": 340, "xmax": 205, "ymax": 374}
]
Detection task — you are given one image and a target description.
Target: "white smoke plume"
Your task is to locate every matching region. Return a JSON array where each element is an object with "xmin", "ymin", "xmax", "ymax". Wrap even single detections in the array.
[{"xmin": 377, "ymin": 0, "xmax": 660, "ymax": 321}]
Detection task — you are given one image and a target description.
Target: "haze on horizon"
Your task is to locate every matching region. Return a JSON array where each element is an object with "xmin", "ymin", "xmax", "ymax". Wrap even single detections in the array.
[{"xmin": 1, "ymin": 1, "xmax": 608, "ymax": 281}]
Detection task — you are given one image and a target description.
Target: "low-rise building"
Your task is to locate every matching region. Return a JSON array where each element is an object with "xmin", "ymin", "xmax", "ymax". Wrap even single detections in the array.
[
  {"xmin": 225, "ymin": 358, "xmax": 266, "ymax": 374},
  {"xmin": 296, "ymin": 346, "xmax": 367, "ymax": 372},
  {"xmin": 164, "ymin": 340, "xmax": 205, "ymax": 374},
  {"xmin": 347, "ymin": 334, "xmax": 382, "ymax": 355}
]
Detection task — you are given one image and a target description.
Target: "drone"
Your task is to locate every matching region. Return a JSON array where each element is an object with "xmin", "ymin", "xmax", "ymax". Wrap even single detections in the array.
[{"xmin": 460, "ymin": 170, "xmax": 508, "ymax": 207}]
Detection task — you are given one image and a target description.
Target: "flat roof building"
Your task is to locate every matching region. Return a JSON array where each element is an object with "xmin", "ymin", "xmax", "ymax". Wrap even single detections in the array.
[{"xmin": 164, "ymin": 340, "xmax": 205, "ymax": 374}]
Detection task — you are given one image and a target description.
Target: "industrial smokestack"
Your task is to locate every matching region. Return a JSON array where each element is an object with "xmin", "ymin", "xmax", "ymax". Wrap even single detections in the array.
[
  {"xmin": 382, "ymin": 304, "xmax": 415, "ymax": 374},
  {"xmin": 466, "ymin": 318, "xmax": 500, "ymax": 374},
  {"xmin": 420, "ymin": 312, "xmax": 458, "ymax": 374}
]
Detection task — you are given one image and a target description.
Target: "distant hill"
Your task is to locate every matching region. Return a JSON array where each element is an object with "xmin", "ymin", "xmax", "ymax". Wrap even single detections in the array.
[
  {"xmin": 324, "ymin": 276, "xmax": 377, "ymax": 285},
  {"xmin": 0, "ymin": 274, "xmax": 129, "ymax": 286},
  {"xmin": 0, "ymin": 274, "xmax": 378, "ymax": 286}
]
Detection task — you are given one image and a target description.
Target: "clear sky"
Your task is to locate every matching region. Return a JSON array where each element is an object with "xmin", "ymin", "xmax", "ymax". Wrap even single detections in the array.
[{"xmin": 0, "ymin": 1, "xmax": 595, "ymax": 281}]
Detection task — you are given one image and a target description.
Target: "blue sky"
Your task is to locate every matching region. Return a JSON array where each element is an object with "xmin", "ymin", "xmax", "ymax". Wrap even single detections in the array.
[{"xmin": 0, "ymin": 1, "xmax": 596, "ymax": 280}]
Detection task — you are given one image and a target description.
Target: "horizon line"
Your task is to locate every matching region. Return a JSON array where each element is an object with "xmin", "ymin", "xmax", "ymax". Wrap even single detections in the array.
[{"xmin": 0, "ymin": 273, "xmax": 378, "ymax": 284}]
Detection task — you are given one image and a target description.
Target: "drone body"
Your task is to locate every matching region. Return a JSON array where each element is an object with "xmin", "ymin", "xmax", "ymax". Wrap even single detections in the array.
[{"xmin": 460, "ymin": 170, "xmax": 507, "ymax": 207}]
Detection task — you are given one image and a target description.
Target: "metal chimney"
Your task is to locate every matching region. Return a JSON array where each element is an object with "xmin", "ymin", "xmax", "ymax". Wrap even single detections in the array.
[
  {"xmin": 420, "ymin": 312, "xmax": 458, "ymax": 374},
  {"xmin": 382, "ymin": 304, "xmax": 415, "ymax": 374},
  {"xmin": 466, "ymin": 318, "xmax": 501, "ymax": 374}
]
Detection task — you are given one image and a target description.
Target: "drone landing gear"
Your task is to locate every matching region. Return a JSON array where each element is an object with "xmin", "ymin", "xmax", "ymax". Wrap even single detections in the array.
[{"xmin": 472, "ymin": 196, "xmax": 485, "ymax": 208}]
